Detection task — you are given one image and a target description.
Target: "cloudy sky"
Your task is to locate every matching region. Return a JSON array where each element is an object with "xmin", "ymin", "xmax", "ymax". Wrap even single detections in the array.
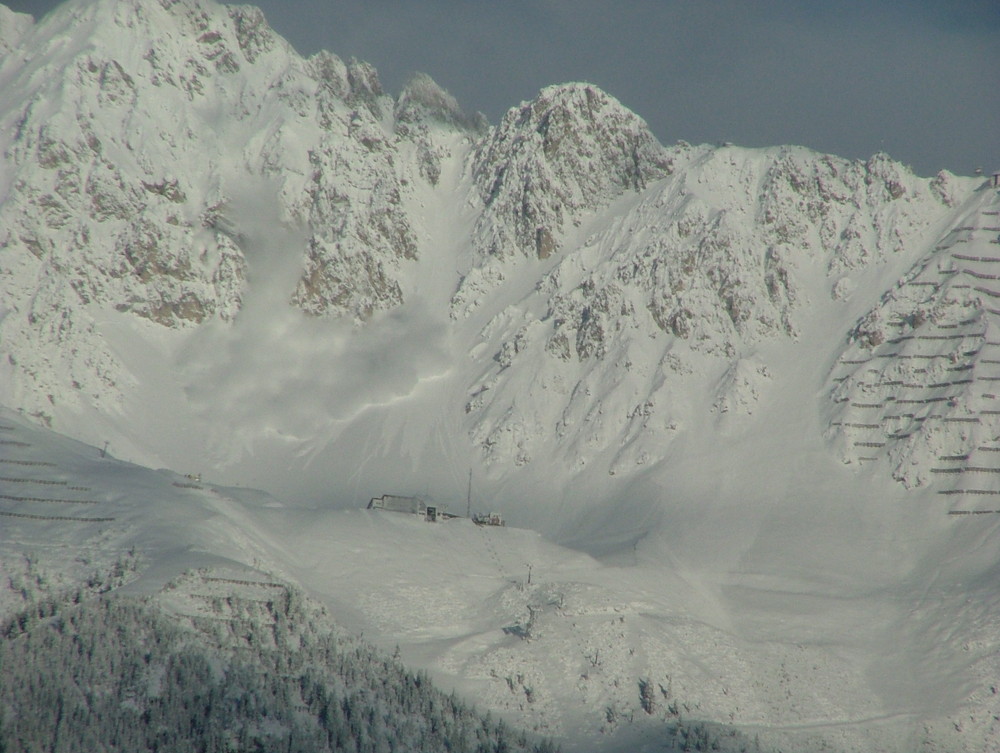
[{"xmin": 6, "ymin": 0, "xmax": 998, "ymax": 176}]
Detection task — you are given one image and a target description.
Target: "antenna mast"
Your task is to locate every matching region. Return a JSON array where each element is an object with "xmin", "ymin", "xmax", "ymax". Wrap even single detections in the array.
[{"xmin": 466, "ymin": 468, "xmax": 472, "ymax": 519}]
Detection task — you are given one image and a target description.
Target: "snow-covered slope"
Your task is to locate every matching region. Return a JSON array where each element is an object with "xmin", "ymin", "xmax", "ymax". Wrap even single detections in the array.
[
  {"xmin": 463, "ymin": 145, "xmax": 962, "ymax": 477},
  {"xmin": 2, "ymin": 0, "xmax": 1000, "ymax": 751},
  {"xmin": 0, "ymin": 0, "xmax": 978, "ymax": 504},
  {"xmin": 0, "ymin": 0, "xmax": 475, "ymax": 442},
  {"xmin": 3, "ymin": 403, "xmax": 1000, "ymax": 753},
  {"xmin": 828, "ymin": 184, "xmax": 1000, "ymax": 490}
]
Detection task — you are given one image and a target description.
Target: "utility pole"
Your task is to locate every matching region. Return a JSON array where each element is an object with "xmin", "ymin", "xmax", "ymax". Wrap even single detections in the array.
[{"xmin": 466, "ymin": 469, "xmax": 472, "ymax": 519}]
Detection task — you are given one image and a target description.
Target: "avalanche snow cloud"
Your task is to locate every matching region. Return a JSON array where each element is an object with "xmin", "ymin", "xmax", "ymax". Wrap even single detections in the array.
[{"xmin": 4, "ymin": 1, "xmax": 1000, "ymax": 751}]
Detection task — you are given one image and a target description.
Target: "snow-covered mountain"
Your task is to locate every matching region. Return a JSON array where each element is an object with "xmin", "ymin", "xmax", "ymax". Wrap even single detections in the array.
[{"xmin": 2, "ymin": 1, "xmax": 1000, "ymax": 751}]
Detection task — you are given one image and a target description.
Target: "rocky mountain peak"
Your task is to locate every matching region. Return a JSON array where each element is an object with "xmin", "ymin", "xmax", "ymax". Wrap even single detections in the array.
[
  {"xmin": 395, "ymin": 72, "xmax": 486, "ymax": 133},
  {"xmin": 449, "ymin": 83, "xmax": 675, "ymax": 318},
  {"xmin": 470, "ymin": 82, "xmax": 673, "ymax": 262}
]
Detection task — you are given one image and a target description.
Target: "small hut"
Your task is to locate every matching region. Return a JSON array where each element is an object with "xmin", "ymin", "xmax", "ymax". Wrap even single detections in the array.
[
  {"xmin": 368, "ymin": 494, "xmax": 426, "ymax": 515},
  {"xmin": 474, "ymin": 511, "xmax": 505, "ymax": 527}
]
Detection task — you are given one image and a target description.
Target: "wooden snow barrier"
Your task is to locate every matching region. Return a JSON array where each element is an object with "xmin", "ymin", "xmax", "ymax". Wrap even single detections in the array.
[
  {"xmin": 0, "ymin": 493, "xmax": 100, "ymax": 504},
  {"xmin": 915, "ymin": 332, "xmax": 984, "ymax": 341},
  {"xmin": 201, "ymin": 576, "xmax": 287, "ymax": 589},
  {"xmin": 939, "ymin": 489, "xmax": 1000, "ymax": 495},
  {"xmin": 954, "ymin": 253, "xmax": 1000, "ymax": 263},
  {"xmin": 932, "ymin": 467, "xmax": 1000, "ymax": 478},
  {"xmin": 892, "ymin": 351, "xmax": 980, "ymax": 362},
  {"xmin": 0, "ymin": 475, "xmax": 67, "ymax": 485},
  {"xmin": 0, "ymin": 458, "xmax": 54, "ymax": 467},
  {"xmin": 0, "ymin": 510, "xmax": 115, "ymax": 522},
  {"xmin": 948, "ymin": 509, "xmax": 1000, "ymax": 515},
  {"xmin": 0, "ymin": 439, "xmax": 30, "ymax": 447}
]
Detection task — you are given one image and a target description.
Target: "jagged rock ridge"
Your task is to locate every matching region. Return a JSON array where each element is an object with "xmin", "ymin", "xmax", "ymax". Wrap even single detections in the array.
[
  {"xmin": 464, "ymin": 144, "xmax": 966, "ymax": 471},
  {"xmin": 0, "ymin": 0, "xmax": 476, "ymax": 425},
  {"xmin": 0, "ymin": 0, "xmax": 984, "ymax": 494}
]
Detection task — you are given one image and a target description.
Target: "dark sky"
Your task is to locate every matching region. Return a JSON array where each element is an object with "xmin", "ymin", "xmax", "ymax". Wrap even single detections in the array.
[{"xmin": 5, "ymin": 0, "xmax": 998, "ymax": 176}]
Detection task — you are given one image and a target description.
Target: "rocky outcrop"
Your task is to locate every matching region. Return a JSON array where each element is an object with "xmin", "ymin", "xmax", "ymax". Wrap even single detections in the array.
[
  {"xmin": 452, "ymin": 84, "xmax": 674, "ymax": 317},
  {"xmin": 0, "ymin": 0, "xmax": 475, "ymax": 427},
  {"xmin": 463, "ymin": 144, "xmax": 968, "ymax": 471},
  {"xmin": 0, "ymin": 0, "xmax": 984, "ymax": 495},
  {"xmin": 472, "ymin": 83, "xmax": 673, "ymax": 260},
  {"xmin": 828, "ymin": 184, "xmax": 1000, "ymax": 491}
]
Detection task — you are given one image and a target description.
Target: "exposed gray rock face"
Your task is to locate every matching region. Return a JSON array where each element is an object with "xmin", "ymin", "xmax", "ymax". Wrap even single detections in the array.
[
  {"xmin": 289, "ymin": 63, "xmax": 416, "ymax": 320},
  {"xmin": 462, "ymin": 142, "xmax": 966, "ymax": 471},
  {"xmin": 394, "ymin": 72, "xmax": 486, "ymax": 186},
  {"xmin": 0, "ymin": 0, "xmax": 477, "ymax": 428},
  {"xmin": 450, "ymin": 84, "xmax": 675, "ymax": 317},
  {"xmin": 472, "ymin": 83, "xmax": 673, "ymax": 261},
  {"xmin": 0, "ymin": 0, "xmax": 983, "ymax": 495}
]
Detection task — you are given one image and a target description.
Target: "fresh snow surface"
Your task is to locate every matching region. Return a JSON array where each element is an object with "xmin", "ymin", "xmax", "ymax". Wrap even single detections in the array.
[
  {"xmin": 3, "ymin": 397, "xmax": 1000, "ymax": 753},
  {"xmin": 3, "ymin": 1, "xmax": 1000, "ymax": 751}
]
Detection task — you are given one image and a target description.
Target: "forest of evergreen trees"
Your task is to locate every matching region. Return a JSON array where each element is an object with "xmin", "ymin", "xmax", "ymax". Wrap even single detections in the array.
[{"xmin": 0, "ymin": 581, "xmax": 559, "ymax": 753}]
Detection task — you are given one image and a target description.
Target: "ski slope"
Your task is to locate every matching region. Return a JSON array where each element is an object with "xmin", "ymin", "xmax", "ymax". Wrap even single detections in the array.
[{"xmin": 3, "ymin": 399, "xmax": 1000, "ymax": 753}]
